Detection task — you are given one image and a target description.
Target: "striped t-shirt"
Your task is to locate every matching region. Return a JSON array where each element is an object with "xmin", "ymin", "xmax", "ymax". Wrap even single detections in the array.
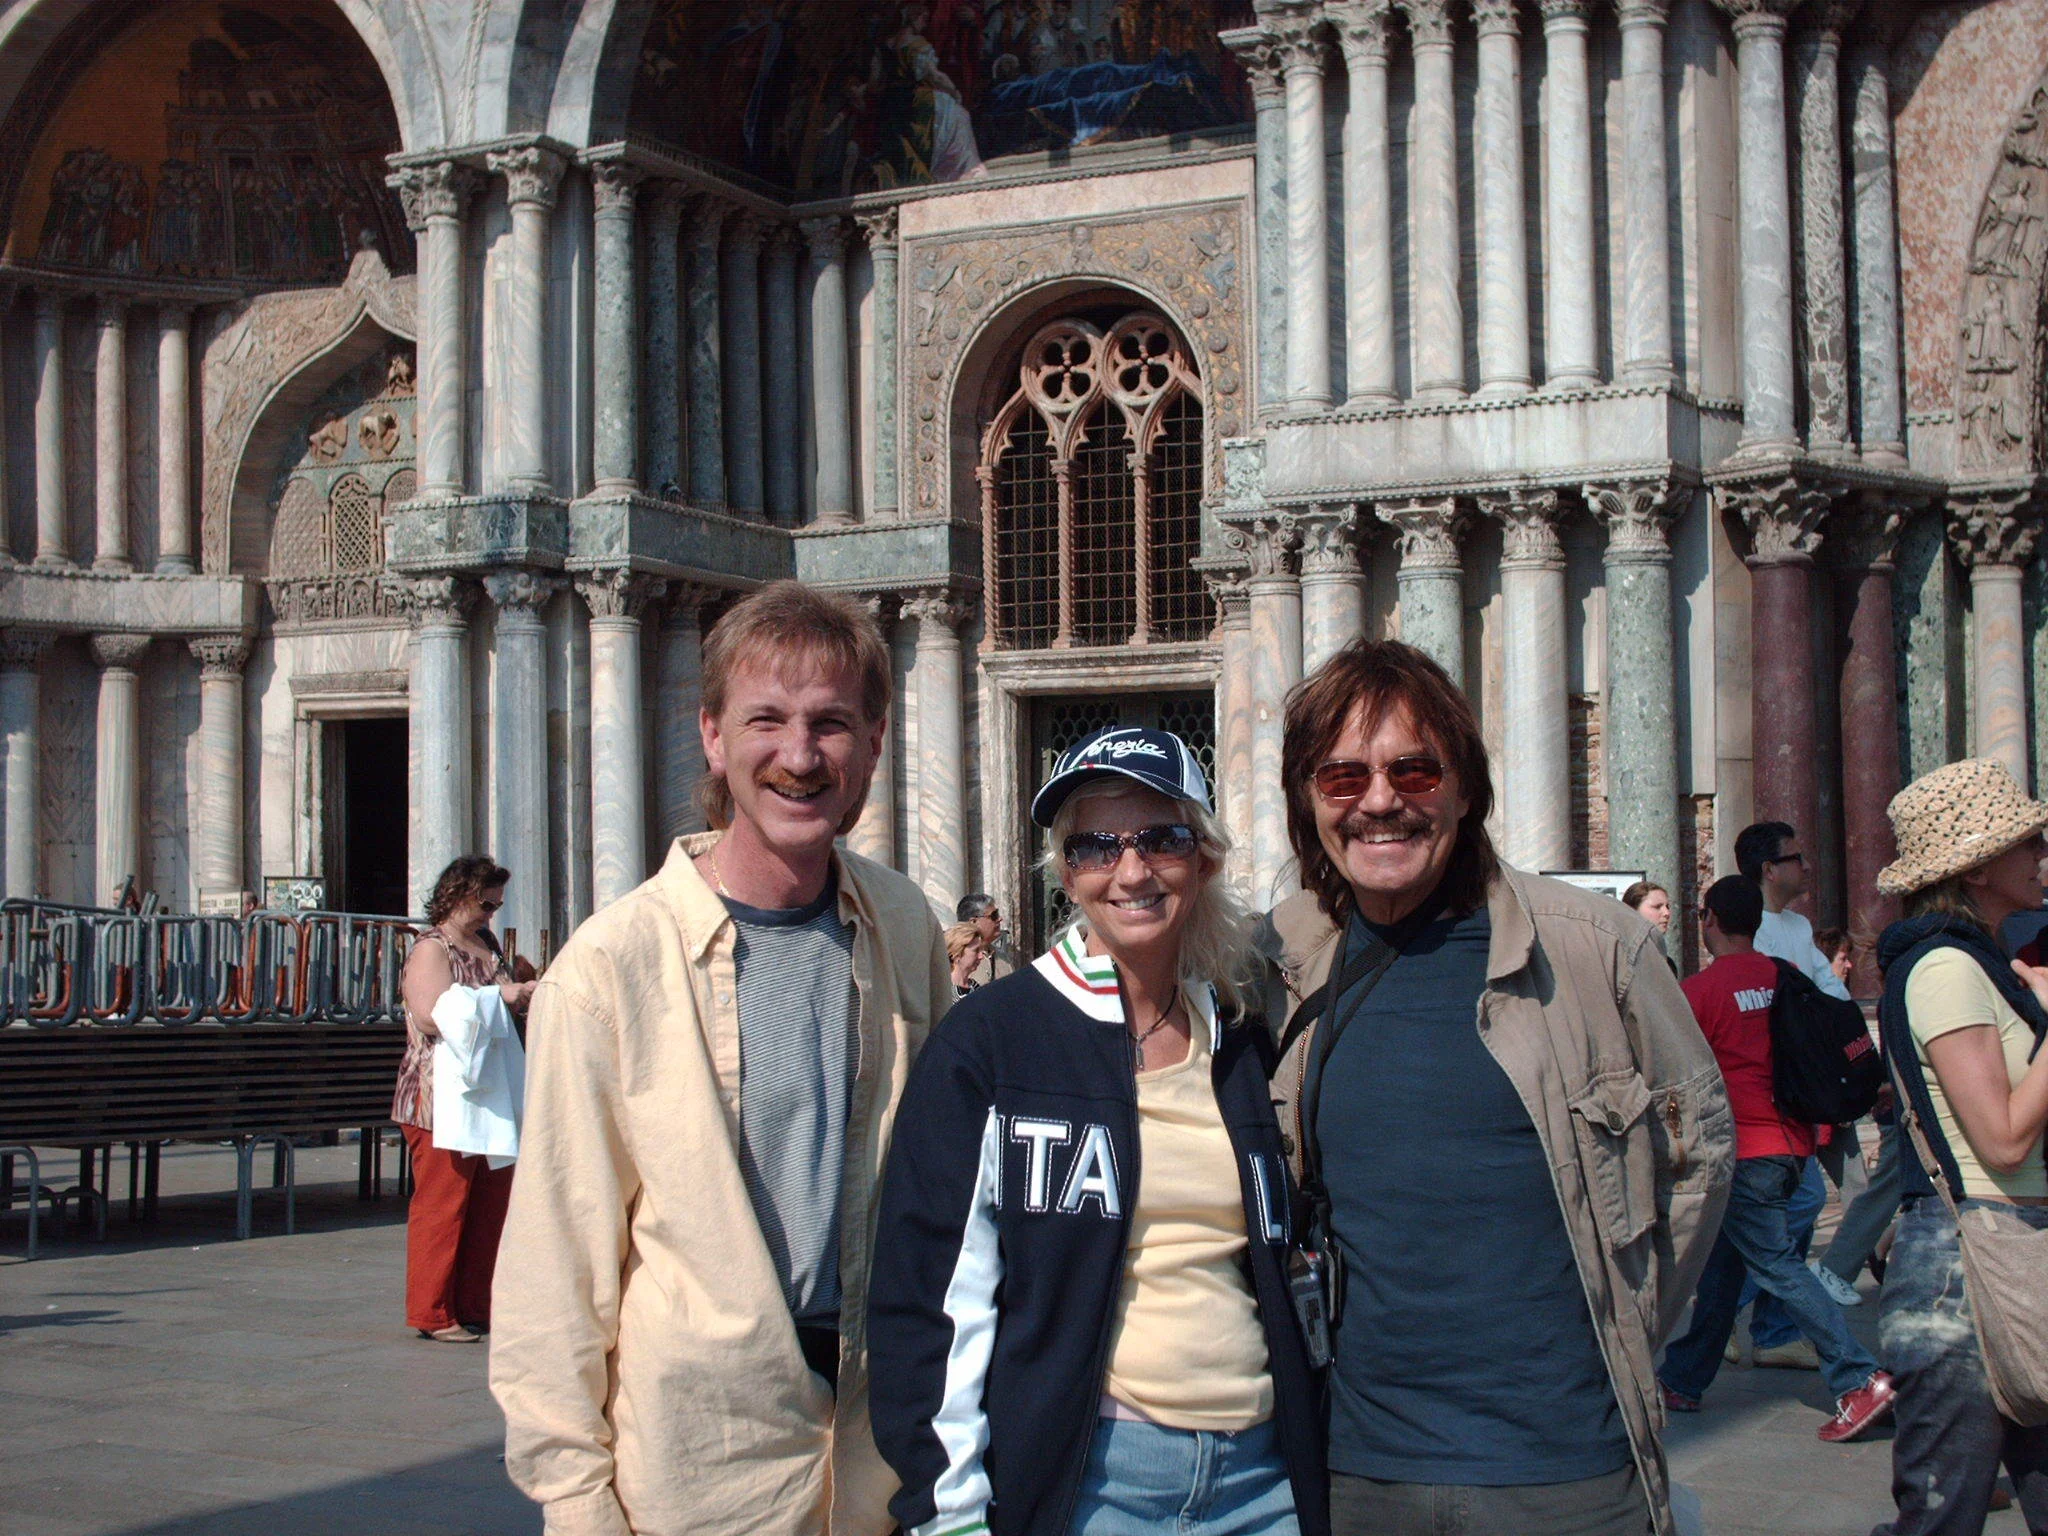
[{"xmin": 726, "ymin": 875, "xmax": 859, "ymax": 1325}]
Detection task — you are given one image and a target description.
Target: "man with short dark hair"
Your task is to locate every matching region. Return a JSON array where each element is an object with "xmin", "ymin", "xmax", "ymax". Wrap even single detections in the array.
[
  {"xmin": 1257, "ymin": 637, "xmax": 1733, "ymax": 1536},
  {"xmin": 1735, "ymin": 819, "xmax": 1851, "ymax": 1001},
  {"xmin": 1655, "ymin": 877, "xmax": 1894, "ymax": 1441},
  {"xmin": 954, "ymin": 892, "xmax": 1013, "ymax": 986}
]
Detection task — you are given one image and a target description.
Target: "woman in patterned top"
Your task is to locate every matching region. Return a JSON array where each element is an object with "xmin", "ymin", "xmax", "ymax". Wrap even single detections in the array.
[{"xmin": 394, "ymin": 854, "xmax": 537, "ymax": 1342}]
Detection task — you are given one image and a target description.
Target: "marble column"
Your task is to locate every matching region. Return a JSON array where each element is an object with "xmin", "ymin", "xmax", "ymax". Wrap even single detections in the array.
[
  {"xmin": 486, "ymin": 147, "xmax": 564, "ymax": 494},
  {"xmin": 1732, "ymin": 477, "xmax": 1832, "ymax": 852},
  {"xmin": 189, "ymin": 635, "xmax": 250, "ymax": 897},
  {"xmin": 850, "ymin": 594, "xmax": 898, "ymax": 867},
  {"xmin": 1406, "ymin": 0, "xmax": 1466, "ymax": 399},
  {"xmin": 1207, "ymin": 574, "xmax": 1258, "ymax": 885},
  {"xmin": 906, "ymin": 591, "xmax": 969, "ymax": 909},
  {"xmin": 1299, "ymin": 506, "xmax": 1367, "ymax": 671},
  {"xmin": 1848, "ymin": 40, "xmax": 1907, "ymax": 468},
  {"xmin": 590, "ymin": 161, "xmax": 644, "ymax": 496},
  {"xmin": 1724, "ymin": 1, "xmax": 1800, "ymax": 452},
  {"xmin": 1245, "ymin": 518, "xmax": 1304, "ymax": 903},
  {"xmin": 859, "ymin": 210, "xmax": 901, "ymax": 519},
  {"xmin": 1272, "ymin": 5, "xmax": 1332, "ymax": 410},
  {"xmin": 1473, "ymin": 0, "xmax": 1532, "ymax": 395},
  {"xmin": 1791, "ymin": 11, "xmax": 1853, "ymax": 454},
  {"xmin": 1587, "ymin": 480, "xmax": 1683, "ymax": 890},
  {"xmin": 156, "ymin": 305, "xmax": 194, "ymax": 572},
  {"xmin": 722, "ymin": 214, "xmax": 767, "ymax": 517},
  {"xmin": 1488, "ymin": 491, "xmax": 1571, "ymax": 871},
  {"xmin": 1542, "ymin": 0, "xmax": 1600, "ymax": 387},
  {"xmin": 485, "ymin": 571, "xmax": 562, "ymax": 955},
  {"xmin": 1225, "ymin": 27, "xmax": 1290, "ymax": 416},
  {"xmin": 392, "ymin": 161, "xmax": 481, "ymax": 499},
  {"xmin": 93, "ymin": 297, "xmax": 130, "ymax": 571},
  {"xmin": 33, "ymin": 291, "xmax": 69, "ymax": 567},
  {"xmin": 684, "ymin": 198, "xmax": 729, "ymax": 507},
  {"xmin": 0, "ymin": 632, "xmax": 51, "ymax": 899},
  {"xmin": 1331, "ymin": 2, "xmax": 1397, "ymax": 405},
  {"xmin": 1383, "ymin": 497, "xmax": 1469, "ymax": 686},
  {"xmin": 644, "ymin": 183, "xmax": 686, "ymax": 498},
  {"xmin": 1949, "ymin": 493, "xmax": 2041, "ymax": 788},
  {"xmin": 763, "ymin": 228, "xmax": 803, "ymax": 525},
  {"xmin": 391, "ymin": 576, "xmax": 475, "ymax": 916},
  {"xmin": 653, "ymin": 582, "xmax": 719, "ymax": 854},
  {"xmin": 1619, "ymin": 0, "xmax": 1675, "ymax": 381},
  {"xmin": 578, "ymin": 570, "xmax": 666, "ymax": 908},
  {"xmin": 1831, "ymin": 502, "xmax": 1905, "ymax": 994},
  {"xmin": 0, "ymin": 285, "xmax": 12, "ymax": 562},
  {"xmin": 91, "ymin": 633, "xmax": 149, "ymax": 906},
  {"xmin": 804, "ymin": 217, "xmax": 855, "ymax": 525}
]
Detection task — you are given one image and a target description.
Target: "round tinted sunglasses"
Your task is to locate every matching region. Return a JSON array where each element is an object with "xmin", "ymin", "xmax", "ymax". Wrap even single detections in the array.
[
  {"xmin": 1312, "ymin": 755, "xmax": 1445, "ymax": 800},
  {"xmin": 1062, "ymin": 823, "xmax": 1200, "ymax": 872}
]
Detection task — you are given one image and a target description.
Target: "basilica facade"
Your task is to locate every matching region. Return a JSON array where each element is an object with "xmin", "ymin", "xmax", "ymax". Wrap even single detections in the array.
[{"xmin": 0, "ymin": 0, "xmax": 2035, "ymax": 986}]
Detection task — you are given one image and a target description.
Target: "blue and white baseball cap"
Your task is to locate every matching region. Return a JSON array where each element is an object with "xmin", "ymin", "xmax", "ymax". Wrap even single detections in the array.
[{"xmin": 1030, "ymin": 725, "xmax": 1212, "ymax": 827}]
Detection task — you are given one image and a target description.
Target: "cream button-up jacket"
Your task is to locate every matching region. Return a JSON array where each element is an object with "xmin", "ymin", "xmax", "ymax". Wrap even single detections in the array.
[{"xmin": 491, "ymin": 834, "xmax": 953, "ymax": 1536}]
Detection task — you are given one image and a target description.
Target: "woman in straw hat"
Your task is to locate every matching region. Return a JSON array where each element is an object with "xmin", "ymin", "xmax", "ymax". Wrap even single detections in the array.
[{"xmin": 1870, "ymin": 758, "xmax": 2048, "ymax": 1535}]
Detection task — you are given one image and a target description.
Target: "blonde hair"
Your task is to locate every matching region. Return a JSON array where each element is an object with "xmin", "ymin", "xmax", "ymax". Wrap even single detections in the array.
[
  {"xmin": 1904, "ymin": 873, "xmax": 1992, "ymax": 933},
  {"xmin": 1041, "ymin": 779, "xmax": 1257, "ymax": 1018},
  {"xmin": 944, "ymin": 921, "xmax": 986, "ymax": 965}
]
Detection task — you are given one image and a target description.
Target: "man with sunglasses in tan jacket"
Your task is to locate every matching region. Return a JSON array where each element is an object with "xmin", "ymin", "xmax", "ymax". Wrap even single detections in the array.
[
  {"xmin": 1253, "ymin": 638, "xmax": 1733, "ymax": 1536},
  {"xmin": 491, "ymin": 581, "xmax": 953, "ymax": 1536}
]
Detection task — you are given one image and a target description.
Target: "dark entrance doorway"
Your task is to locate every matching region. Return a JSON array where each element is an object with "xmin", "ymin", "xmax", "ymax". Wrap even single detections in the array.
[
  {"xmin": 1023, "ymin": 690, "xmax": 1216, "ymax": 953},
  {"xmin": 324, "ymin": 716, "xmax": 409, "ymax": 915}
]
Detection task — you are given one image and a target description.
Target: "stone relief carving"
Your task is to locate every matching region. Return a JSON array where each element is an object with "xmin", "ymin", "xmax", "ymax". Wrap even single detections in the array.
[
  {"xmin": 358, "ymin": 409, "xmax": 400, "ymax": 457},
  {"xmin": 906, "ymin": 202, "xmax": 1246, "ymax": 517},
  {"xmin": 1957, "ymin": 78, "xmax": 2048, "ymax": 474},
  {"xmin": 268, "ymin": 575, "xmax": 403, "ymax": 627},
  {"xmin": 201, "ymin": 245, "xmax": 415, "ymax": 572}
]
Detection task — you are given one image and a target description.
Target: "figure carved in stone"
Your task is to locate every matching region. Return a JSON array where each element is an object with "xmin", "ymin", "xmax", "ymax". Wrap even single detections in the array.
[
  {"xmin": 1972, "ymin": 175, "xmax": 2042, "ymax": 279},
  {"xmin": 309, "ymin": 416, "xmax": 347, "ymax": 461},
  {"xmin": 358, "ymin": 410, "xmax": 400, "ymax": 457}
]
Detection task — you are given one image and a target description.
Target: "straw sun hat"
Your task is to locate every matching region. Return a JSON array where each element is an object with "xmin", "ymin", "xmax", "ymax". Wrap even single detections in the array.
[{"xmin": 1876, "ymin": 758, "xmax": 2048, "ymax": 897}]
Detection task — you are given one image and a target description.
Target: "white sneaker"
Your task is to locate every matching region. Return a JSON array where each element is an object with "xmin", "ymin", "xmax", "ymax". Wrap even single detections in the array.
[{"xmin": 1810, "ymin": 1261, "xmax": 1862, "ymax": 1307}]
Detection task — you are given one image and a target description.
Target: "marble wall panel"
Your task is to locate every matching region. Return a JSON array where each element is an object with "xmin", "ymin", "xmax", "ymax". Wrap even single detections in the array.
[
  {"xmin": 3, "ymin": 304, "xmax": 33, "ymax": 560},
  {"xmin": 39, "ymin": 639, "xmax": 94, "ymax": 905},
  {"xmin": 1893, "ymin": 508, "xmax": 1964, "ymax": 784},
  {"xmin": 143, "ymin": 645, "xmax": 198, "ymax": 908},
  {"xmin": 1671, "ymin": 0, "xmax": 1739, "ymax": 402}
]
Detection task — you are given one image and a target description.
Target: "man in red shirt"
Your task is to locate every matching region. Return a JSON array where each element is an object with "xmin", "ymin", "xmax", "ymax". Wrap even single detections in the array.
[{"xmin": 1656, "ymin": 877, "xmax": 1895, "ymax": 1442}]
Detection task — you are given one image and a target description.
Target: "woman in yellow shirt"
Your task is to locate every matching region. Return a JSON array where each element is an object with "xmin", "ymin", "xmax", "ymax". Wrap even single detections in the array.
[{"xmin": 1871, "ymin": 758, "xmax": 2048, "ymax": 1536}]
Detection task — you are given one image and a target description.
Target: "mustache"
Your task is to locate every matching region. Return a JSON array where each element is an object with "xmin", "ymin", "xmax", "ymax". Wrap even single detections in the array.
[
  {"xmin": 1337, "ymin": 808, "xmax": 1432, "ymax": 841},
  {"xmin": 760, "ymin": 767, "xmax": 836, "ymax": 795}
]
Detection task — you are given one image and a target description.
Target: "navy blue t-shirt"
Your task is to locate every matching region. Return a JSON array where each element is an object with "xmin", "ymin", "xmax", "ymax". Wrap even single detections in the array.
[{"xmin": 1314, "ymin": 904, "xmax": 1629, "ymax": 1486}]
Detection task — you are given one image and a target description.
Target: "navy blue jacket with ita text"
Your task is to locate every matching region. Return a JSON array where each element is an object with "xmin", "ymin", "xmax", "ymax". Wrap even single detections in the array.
[{"xmin": 867, "ymin": 931, "xmax": 1329, "ymax": 1536}]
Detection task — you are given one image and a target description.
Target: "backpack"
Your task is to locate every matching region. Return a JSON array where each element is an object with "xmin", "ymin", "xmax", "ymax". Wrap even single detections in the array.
[{"xmin": 1768, "ymin": 959, "xmax": 1884, "ymax": 1124}]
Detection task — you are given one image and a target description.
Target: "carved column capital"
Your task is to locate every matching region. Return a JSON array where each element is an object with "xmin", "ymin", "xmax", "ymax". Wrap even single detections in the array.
[
  {"xmin": 1380, "ymin": 497, "xmax": 1469, "ymax": 570},
  {"xmin": 1481, "ymin": 488, "xmax": 1568, "ymax": 569},
  {"xmin": 1585, "ymin": 479, "xmax": 1685, "ymax": 563},
  {"xmin": 382, "ymin": 574, "xmax": 477, "ymax": 628},
  {"xmin": 1326, "ymin": 0, "xmax": 1394, "ymax": 62},
  {"xmin": 0, "ymin": 631, "xmax": 54, "ymax": 670},
  {"xmin": 90, "ymin": 633, "xmax": 152, "ymax": 671},
  {"xmin": 662, "ymin": 581, "xmax": 725, "ymax": 626},
  {"xmin": 1298, "ymin": 506, "xmax": 1365, "ymax": 576},
  {"xmin": 1220, "ymin": 26, "xmax": 1288, "ymax": 103},
  {"xmin": 1471, "ymin": 0, "xmax": 1521, "ymax": 37},
  {"xmin": 487, "ymin": 145, "xmax": 566, "ymax": 212},
  {"xmin": 1722, "ymin": 476, "xmax": 1838, "ymax": 566},
  {"xmin": 855, "ymin": 207, "xmax": 899, "ymax": 251},
  {"xmin": 576, "ymin": 569, "xmax": 668, "ymax": 622},
  {"xmin": 588, "ymin": 159, "xmax": 645, "ymax": 217},
  {"xmin": 647, "ymin": 179, "xmax": 688, "ymax": 225},
  {"xmin": 855, "ymin": 592, "xmax": 901, "ymax": 629},
  {"xmin": 903, "ymin": 588, "xmax": 972, "ymax": 633},
  {"xmin": 1229, "ymin": 514, "xmax": 1303, "ymax": 582},
  {"xmin": 1203, "ymin": 569, "xmax": 1253, "ymax": 626},
  {"xmin": 685, "ymin": 194, "xmax": 732, "ymax": 253},
  {"xmin": 1715, "ymin": 0, "xmax": 1796, "ymax": 40},
  {"xmin": 1400, "ymin": 0, "xmax": 1459, "ymax": 50},
  {"xmin": 1825, "ymin": 496, "xmax": 1907, "ymax": 571},
  {"xmin": 484, "ymin": 569, "xmax": 567, "ymax": 618},
  {"xmin": 800, "ymin": 215, "xmax": 848, "ymax": 264},
  {"xmin": 189, "ymin": 634, "xmax": 251, "ymax": 678},
  {"xmin": 1537, "ymin": 0, "xmax": 1593, "ymax": 26},
  {"xmin": 95, "ymin": 293, "xmax": 128, "ymax": 326},
  {"xmin": 389, "ymin": 160, "xmax": 482, "ymax": 231},
  {"xmin": 726, "ymin": 211, "xmax": 769, "ymax": 257},
  {"xmin": 1616, "ymin": 0, "xmax": 1671, "ymax": 24},
  {"xmin": 1268, "ymin": 4, "xmax": 1331, "ymax": 74},
  {"xmin": 1947, "ymin": 489, "xmax": 2043, "ymax": 570},
  {"xmin": 764, "ymin": 222, "xmax": 804, "ymax": 267}
]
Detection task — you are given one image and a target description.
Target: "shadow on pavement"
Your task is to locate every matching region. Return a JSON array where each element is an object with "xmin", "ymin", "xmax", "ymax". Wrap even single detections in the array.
[{"xmin": 0, "ymin": 1307, "xmax": 123, "ymax": 1335}]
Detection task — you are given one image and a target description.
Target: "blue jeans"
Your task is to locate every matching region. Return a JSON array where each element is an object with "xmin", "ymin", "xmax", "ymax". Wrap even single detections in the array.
[
  {"xmin": 1068, "ymin": 1415, "xmax": 1300, "ymax": 1536},
  {"xmin": 1825, "ymin": 1122, "xmax": 1902, "ymax": 1286},
  {"xmin": 1871, "ymin": 1197, "xmax": 2048, "ymax": 1536},
  {"xmin": 1659, "ymin": 1155, "xmax": 1882, "ymax": 1402},
  {"xmin": 1743, "ymin": 1154, "xmax": 1828, "ymax": 1348}
]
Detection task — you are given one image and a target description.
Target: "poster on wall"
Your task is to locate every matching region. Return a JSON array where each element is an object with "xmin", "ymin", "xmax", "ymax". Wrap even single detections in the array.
[
  {"xmin": 1541, "ymin": 870, "xmax": 1647, "ymax": 906},
  {"xmin": 262, "ymin": 876, "xmax": 328, "ymax": 913}
]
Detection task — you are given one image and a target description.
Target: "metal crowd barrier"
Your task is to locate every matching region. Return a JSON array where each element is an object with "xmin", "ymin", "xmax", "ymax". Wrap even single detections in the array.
[{"xmin": 0, "ymin": 900, "xmax": 419, "ymax": 1028}]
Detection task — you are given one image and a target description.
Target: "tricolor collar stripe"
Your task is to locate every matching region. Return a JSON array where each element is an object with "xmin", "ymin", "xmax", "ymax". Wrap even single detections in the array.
[
  {"xmin": 1033, "ymin": 928, "xmax": 1125, "ymax": 1022},
  {"xmin": 1054, "ymin": 930, "xmax": 1118, "ymax": 993}
]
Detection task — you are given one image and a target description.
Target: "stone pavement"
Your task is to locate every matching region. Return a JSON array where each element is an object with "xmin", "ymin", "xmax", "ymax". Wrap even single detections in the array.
[{"xmin": 0, "ymin": 1140, "xmax": 2030, "ymax": 1536}]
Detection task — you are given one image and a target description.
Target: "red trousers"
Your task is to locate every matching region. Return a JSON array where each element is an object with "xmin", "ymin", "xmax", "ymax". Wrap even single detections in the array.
[{"xmin": 402, "ymin": 1125, "xmax": 514, "ymax": 1332}]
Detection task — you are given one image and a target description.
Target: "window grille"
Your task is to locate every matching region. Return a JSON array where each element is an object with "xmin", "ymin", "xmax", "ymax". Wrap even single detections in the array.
[
  {"xmin": 270, "ymin": 477, "xmax": 326, "ymax": 577},
  {"xmin": 981, "ymin": 312, "xmax": 1204, "ymax": 651},
  {"xmin": 329, "ymin": 473, "xmax": 379, "ymax": 572}
]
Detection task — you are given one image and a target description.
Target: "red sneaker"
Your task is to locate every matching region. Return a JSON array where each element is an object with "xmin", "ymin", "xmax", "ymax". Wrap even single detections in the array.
[
  {"xmin": 1660, "ymin": 1383, "xmax": 1700, "ymax": 1414},
  {"xmin": 1817, "ymin": 1371, "xmax": 1897, "ymax": 1442}
]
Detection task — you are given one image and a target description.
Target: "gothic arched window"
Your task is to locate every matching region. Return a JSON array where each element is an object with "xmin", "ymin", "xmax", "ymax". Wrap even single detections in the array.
[{"xmin": 979, "ymin": 312, "xmax": 1207, "ymax": 650}]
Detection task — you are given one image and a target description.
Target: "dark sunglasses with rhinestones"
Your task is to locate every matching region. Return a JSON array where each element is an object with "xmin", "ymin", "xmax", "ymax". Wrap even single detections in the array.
[
  {"xmin": 1311, "ymin": 755, "xmax": 1446, "ymax": 801},
  {"xmin": 1061, "ymin": 823, "xmax": 1201, "ymax": 872}
]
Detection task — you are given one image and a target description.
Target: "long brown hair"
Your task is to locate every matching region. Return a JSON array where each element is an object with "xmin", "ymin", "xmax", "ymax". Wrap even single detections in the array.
[{"xmin": 1281, "ymin": 638, "xmax": 1500, "ymax": 927}]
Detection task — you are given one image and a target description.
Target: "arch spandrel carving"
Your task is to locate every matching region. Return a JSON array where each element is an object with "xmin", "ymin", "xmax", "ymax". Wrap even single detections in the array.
[
  {"xmin": 910, "ymin": 201, "xmax": 1248, "ymax": 519},
  {"xmin": 202, "ymin": 244, "xmax": 415, "ymax": 574},
  {"xmin": 1956, "ymin": 68, "xmax": 2048, "ymax": 477}
]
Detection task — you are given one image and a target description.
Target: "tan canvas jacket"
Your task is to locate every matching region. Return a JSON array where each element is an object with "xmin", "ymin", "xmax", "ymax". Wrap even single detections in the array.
[
  {"xmin": 491, "ymin": 834, "xmax": 953, "ymax": 1536},
  {"xmin": 1253, "ymin": 866, "xmax": 1734, "ymax": 1536}
]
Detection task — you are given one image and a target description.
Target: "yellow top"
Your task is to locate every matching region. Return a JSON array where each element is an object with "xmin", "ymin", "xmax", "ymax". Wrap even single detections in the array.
[
  {"xmin": 1905, "ymin": 948, "xmax": 2048, "ymax": 1200},
  {"xmin": 1103, "ymin": 995, "xmax": 1273, "ymax": 1430}
]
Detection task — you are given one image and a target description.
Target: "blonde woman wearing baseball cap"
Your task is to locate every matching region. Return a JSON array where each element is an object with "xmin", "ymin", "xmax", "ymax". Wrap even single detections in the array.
[{"xmin": 1869, "ymin": 758, "xmax": 2048, "ymax": 1536}]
